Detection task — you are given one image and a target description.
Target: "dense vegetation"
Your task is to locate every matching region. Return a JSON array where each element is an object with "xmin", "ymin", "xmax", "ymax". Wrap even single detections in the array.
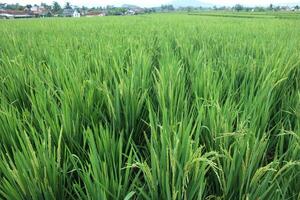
[{"xmin": 0, "ymin": 14, "xmax": 299, "ymax": 200}]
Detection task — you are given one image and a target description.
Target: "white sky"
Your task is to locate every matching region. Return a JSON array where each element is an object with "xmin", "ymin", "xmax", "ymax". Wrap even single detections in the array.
[{"xmin": 2, "ymin": 0, "xmax": 299, "ymax": 7}]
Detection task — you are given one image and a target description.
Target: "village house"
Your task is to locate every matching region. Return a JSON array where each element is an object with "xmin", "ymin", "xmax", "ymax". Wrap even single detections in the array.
[
  {"xmin": 31, "ymin": 6, "xmax": 45, "ymax": 14},
  {"xmin": 63, "ymin": 8, "xmax": 80, "ymax": 17},
  {"xmin": 73, "ymin": 10, "xmax": 80, "ymax": 17},
  {"xmin": 29, "ymin": 5, "xmax": 51, "ymax": 17},
  {"xmin": 0, "ymin": 9, "xmax": 31, "ymax": 19},
  {"xmin": 86, "ymin": 11, "xmax": 107, "ymax": 17},
  {"xmin": 126, "ymin": 10, "xmax": 136, "ymax": 15}
]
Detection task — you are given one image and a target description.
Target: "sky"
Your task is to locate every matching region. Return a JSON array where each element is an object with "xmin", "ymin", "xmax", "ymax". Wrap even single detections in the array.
[{"xmin": 2, "ymin": 0, "xmax": 300, "ymax": 7}]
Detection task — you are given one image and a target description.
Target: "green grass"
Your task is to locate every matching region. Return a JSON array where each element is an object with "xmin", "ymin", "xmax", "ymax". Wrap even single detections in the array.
[
  {"xmin": 189, "ymin": 11, "xmax": 300, "ymax": 19},
  {"xmin": 0, "ymin": 14, "xmax": 299, "ymax": 200}
]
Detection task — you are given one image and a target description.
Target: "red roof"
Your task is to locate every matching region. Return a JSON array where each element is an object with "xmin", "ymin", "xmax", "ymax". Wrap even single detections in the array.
[{"xmin": 0, "ymin": 10, "xmax": 28, "ymax": 15}]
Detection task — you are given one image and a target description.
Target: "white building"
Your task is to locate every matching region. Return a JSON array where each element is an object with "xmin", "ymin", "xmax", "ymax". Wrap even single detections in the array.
[{"xmin": 73, "ymin": 10, "xmax": 80, "ymax": 17}]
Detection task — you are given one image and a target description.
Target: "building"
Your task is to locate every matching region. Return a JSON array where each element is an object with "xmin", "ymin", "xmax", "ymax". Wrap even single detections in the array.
[
  {"xmin": 73, "ymin": 10, "xmax": 80, "ymax": 17},
  {"xmin": 126, "ymin": 10, "xmax": 136, "ymax": 15},
  {"xmin": 0, "ymin": 9, "xmax": 32, "ymax": 18},
  {"xmin": 86, "ymin": 11, "xmax": 106, "ymax": 17},
  {"xmin": 30, "ymin": 5, "xmax": 50, "ymax": 17},
  {"xmin": 63, "ymin": 8, "xmax": 73, "ymax": 17},
  {"xmin": 63, "ymin": 8, "xmax": 80, "ymax": 17}
]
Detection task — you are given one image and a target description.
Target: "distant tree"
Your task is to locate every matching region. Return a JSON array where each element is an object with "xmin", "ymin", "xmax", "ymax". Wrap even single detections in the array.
[
  {"xmin": 161, "ymin": 4, "xmax": 174, "ymax": 11},
  {"xmin": 106, "ymin": 6, "xmax": 126, "ymax": 15},
  {"xmin": 295, "ymin": 5, "xmax": 299, "ymax": 10},
  {"xmin": 26, "ymin": 4, "xmax": 32, "ymax": 9},
  {"xmin": 234, "ymin": 4, "xmax": 243, "ymax": 12},
  {"xmin": 255, "ymin": 6, "xmax": 265, "ymax": 12},
  {"xmin": 144, "ymin": 8, "xmax": 155, "ymax": 13},
  {"xmin": 274, "ymin": 6, "xmax": 280, "ymax": 11},
  {"xmin": 52, "ymin": 1, "xmax": 61, "ymax": 13},
  {"xmin": 80, "ymin": 6, "xmax": 88, "ymax": 14},
  {"xmin": 41, "ymin": 3, "xmax": 51, "ymax": 10},
  {"xmin": 187, "ymin": 6, "xmax": 193, "ymax": 12},
  {"xmin": 269, "ymin": 4, "xmax": 273, "ymax": 10},
  {"xmin": 89, "ymin": 7, "xmax": 96, "ymax": 11},
  {"xmin": 6, "ymin": 3, "xmax": 24, "ymax": 10},
  {"xmin": 218, "ymin": 6, "xmax": 226, "ymax": 10},
  {"xmin": 241, "ymin": 6, "xmax": 251, "ymax": 12},
  {"xmin": 17, "ymin": 3, "xmax": 24, "ymax": 10},
  {"xmin": 64, "ymin": 2, "xmax": 72, "ymax": 9},
  {"xmin": 168, "ymin": 5, "xmax": 175, "ymax": 11}
]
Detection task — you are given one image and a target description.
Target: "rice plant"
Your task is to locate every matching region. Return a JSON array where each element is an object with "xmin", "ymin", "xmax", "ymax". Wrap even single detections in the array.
[{"xmin": 0, "ymin": 14, "xmax": 299, "ymax": 200}]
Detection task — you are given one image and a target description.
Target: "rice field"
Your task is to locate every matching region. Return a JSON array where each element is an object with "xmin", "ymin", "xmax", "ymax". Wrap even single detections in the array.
[{"xmin": 0, "ymin": 14, "xmax": 299, "ymax": 200}]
